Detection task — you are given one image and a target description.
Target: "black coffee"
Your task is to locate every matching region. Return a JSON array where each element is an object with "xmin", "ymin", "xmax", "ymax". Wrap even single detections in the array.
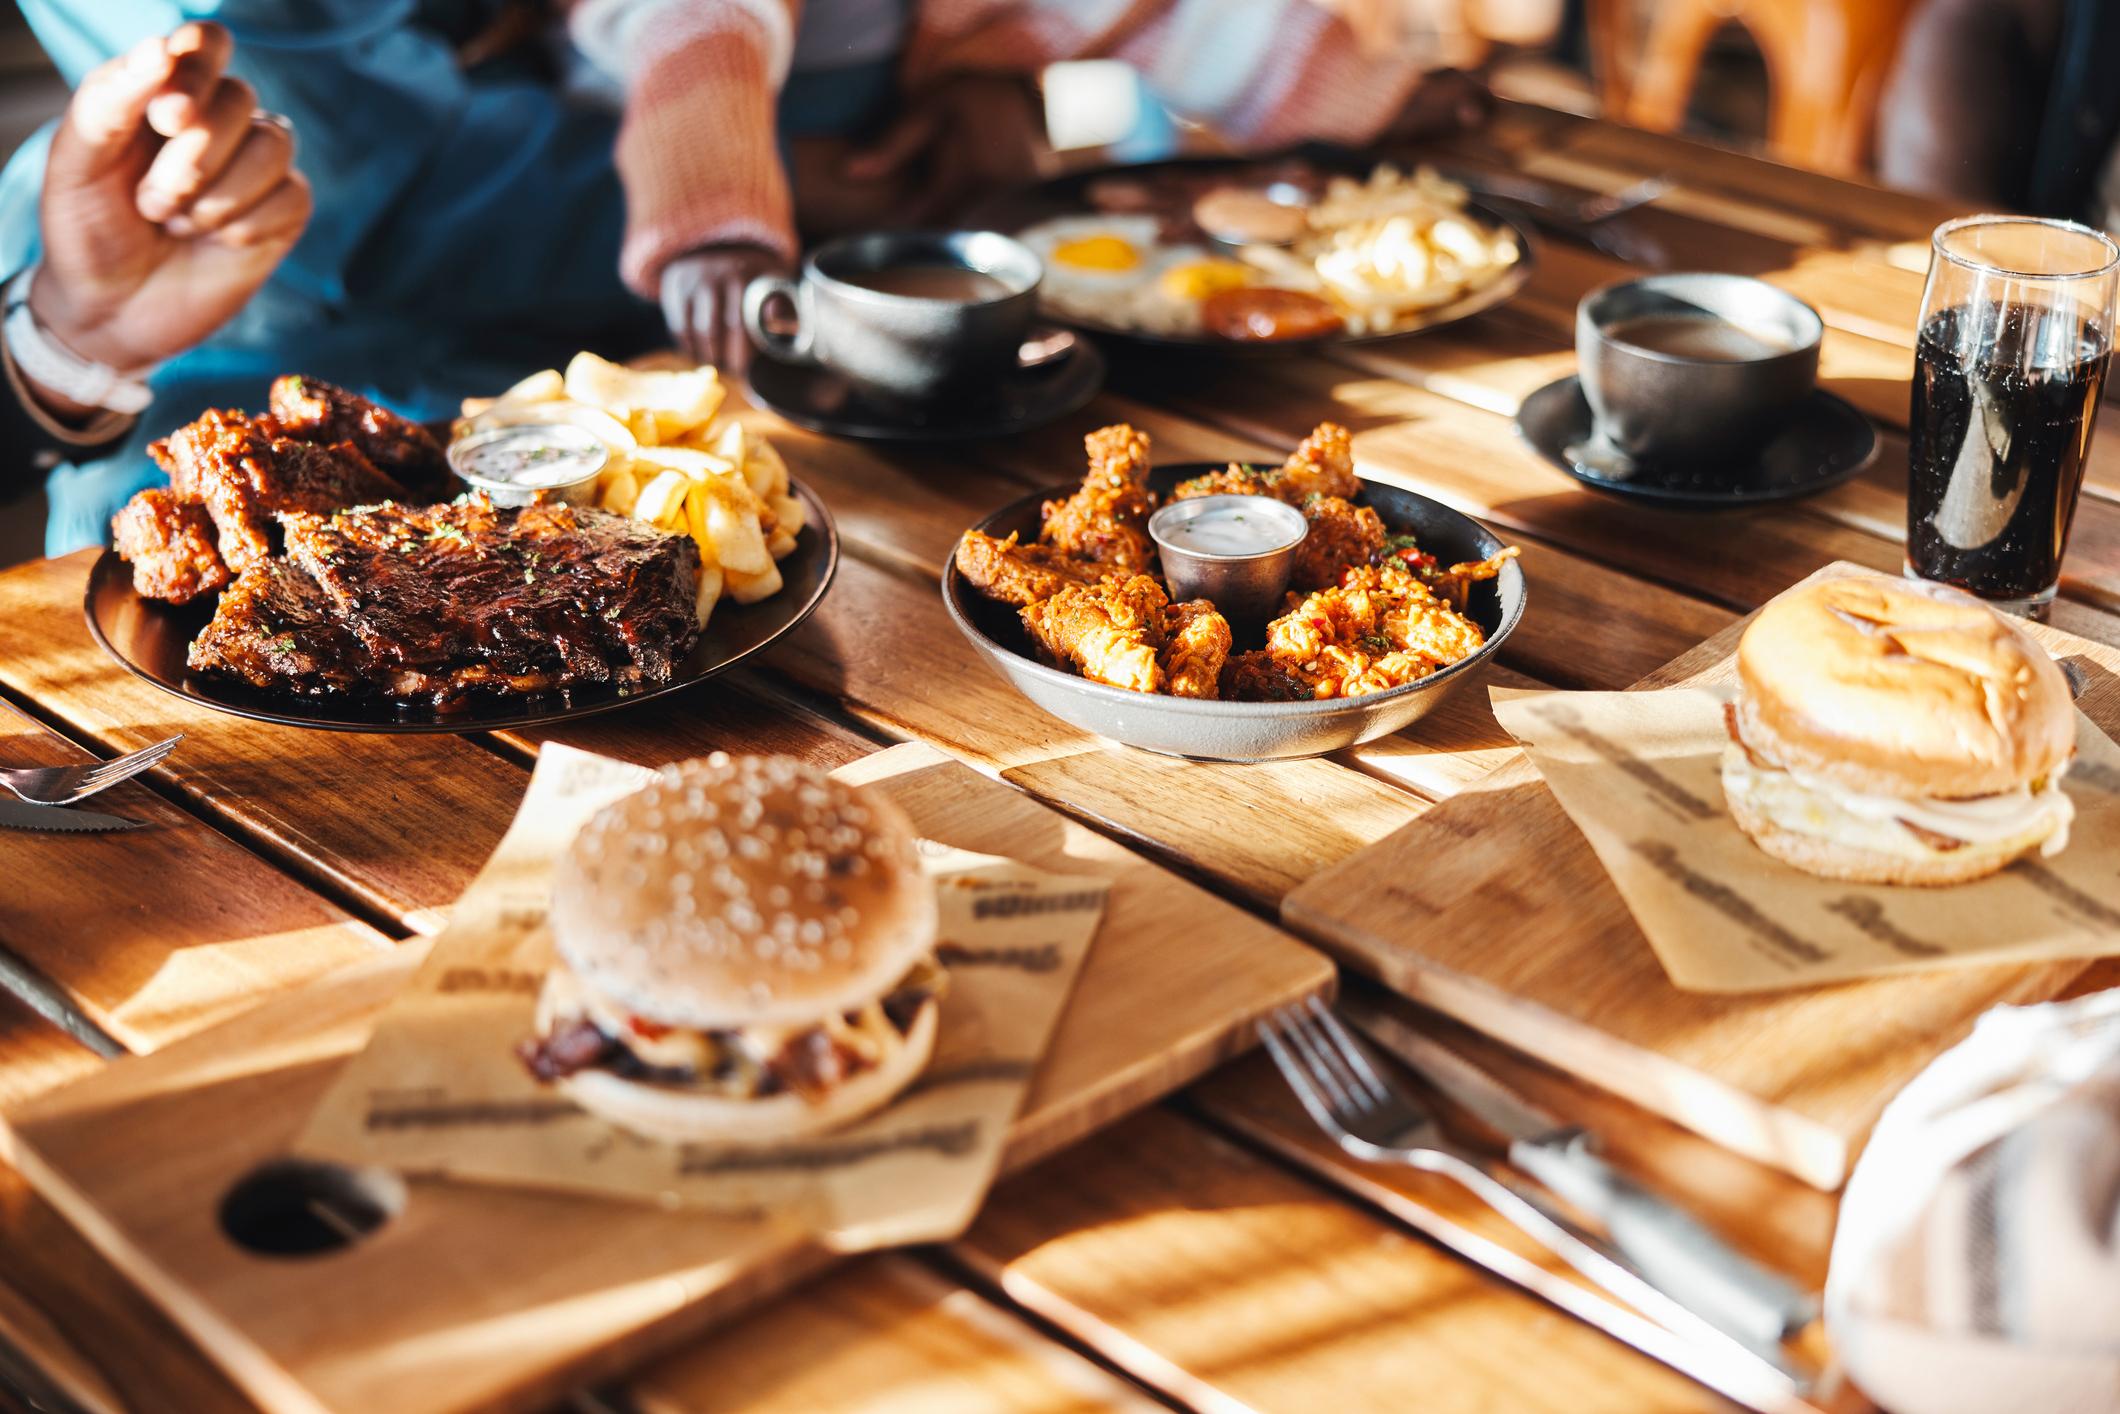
[
  {"xmin": 844, "ymin": 264, "xmax": 1012, "ymax": 302},
  {"xmin": 1908, "ymin": 303, "xmax": 2109, "ymax": 600},
  {"xmin": 1605, "ymin": 314, "xmax": 1791, "ymax": 362}
]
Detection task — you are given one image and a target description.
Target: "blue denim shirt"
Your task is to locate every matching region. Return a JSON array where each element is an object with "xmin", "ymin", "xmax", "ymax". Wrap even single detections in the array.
[{"xmin": 5, "ymin": 0, "xmax": 656, "ymax": 554}]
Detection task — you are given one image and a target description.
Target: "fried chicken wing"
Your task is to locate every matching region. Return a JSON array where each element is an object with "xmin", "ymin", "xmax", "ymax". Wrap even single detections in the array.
[
  {"xmin": 1234, "ymin": 561, "xmax": 1488, "ymax": 701},
  {"xmin": 1020, "ymin": 574, "xmax": 1167, "ymax": 693},
  {"xmin": 954, "ymin": 530, "xmax": 1111, "ymax": 607},
  {"xmin": 1291, "ymin": 495, "xmax": 1386, "ymax": 589},
  {"xmin": 1040, "ymin": 423, "xmax": 1156, "ymax": 573},
  {"xmin": 111, "ymin": 488, "xmax": 229, "ymax": 605},
  {"xmin": 1159, "ymin": 598, "xmax": 1232, "ymax": 699},
  {"xmin": 1172, "ymin": 421, "xmax": 1359, "ymax": 505}
]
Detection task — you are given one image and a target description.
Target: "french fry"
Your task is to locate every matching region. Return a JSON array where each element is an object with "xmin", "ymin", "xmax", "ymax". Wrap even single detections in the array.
[
  {"xmin": 724, "ymin": 560, "xmax": 783, "ymax": 604},
  {"xmin": 768, "ymin": 492, "xmax": 804, "ymax": 538},
  {"xmin": 458, "ymin": 368, "xmax": 564, "ymax": 418},
  {"xmin": 685, "ymin": 479, "xmax": 770, "ymax": 576},
  {"xmin": 744, "ymin": 437, "xmax": 790, "ymax": 499},
  {"xmin": 631, "ymin": 444, "xmax": 739, "ymax": 483},
  {"xmin": 767, "ymin": 528, "xmax": 797, "ymax": 560},
  {"xmin": 564, "ymin": 352, "xmax": 723, "ymax": 441},
  {"xmin": 598, "ymin": 466, "xmax": 641, "ymax": 516},
  {"xmin": 633, "ymin": 469, "xmax": 691, "ymax": 529},
  {"xmin": 695, "ymin": 563, "xmax": 725, "ymax": 626}
]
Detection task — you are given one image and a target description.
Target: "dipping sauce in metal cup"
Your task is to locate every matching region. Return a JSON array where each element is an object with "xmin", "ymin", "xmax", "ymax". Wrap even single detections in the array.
[
  {"xmin": 1149, "ymin": 495, "xmax": 1308, "ymax": 621},
  {"xmin": 448, "ymin": 423, "xmax": 609, "ymax": 507}
]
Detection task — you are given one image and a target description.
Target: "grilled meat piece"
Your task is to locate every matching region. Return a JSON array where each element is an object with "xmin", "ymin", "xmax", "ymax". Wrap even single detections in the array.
[
  {"xmin": 268, "ymin": 375, "xmax": 448, "ymax": 494},
  {"xmin": 265, "ymin": 497, "xmax": 701, "ymax": 704},
  {"xmin": 110, "ymin": 488, "xmax": 229, "ymax": 605},
  {"xmin": 186, "ymin": 559, "xmax": 377, "ymax": 696},
  {"xmin": 149, "ymin": 408, "xmax": 409, "ymax": 573}
]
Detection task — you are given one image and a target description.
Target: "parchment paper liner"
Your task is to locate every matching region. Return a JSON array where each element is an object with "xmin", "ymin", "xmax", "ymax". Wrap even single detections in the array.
[
  {"xmin": 1491, "ymin": 687, "xmax": 2120, "ymax": 993},
  {"xmin": 297, "ymin": 744, "xmax": 1107, "ymax": 1249}
]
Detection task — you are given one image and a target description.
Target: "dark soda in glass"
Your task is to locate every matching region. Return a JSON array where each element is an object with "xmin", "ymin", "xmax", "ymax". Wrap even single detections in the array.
[{"xmin": 1907, "ymin": 303, "xmax": 2109, "ymax": 605}]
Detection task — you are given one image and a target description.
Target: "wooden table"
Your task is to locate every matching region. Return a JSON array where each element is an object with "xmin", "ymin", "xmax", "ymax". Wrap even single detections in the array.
[{"xmin": 4, "ymin": 104, "xmax": 2116, "ymax": 1413}]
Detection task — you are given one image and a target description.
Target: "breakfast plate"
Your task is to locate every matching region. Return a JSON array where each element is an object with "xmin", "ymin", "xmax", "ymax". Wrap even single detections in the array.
[
  {"xmin": 969, "ymin": 149, "xmax": 1535, "ymax": 353},
  {"xmin": 85, "ymin": 481, "xmax": 837, "ymax": 734},
  {"xmin": 945, "ymin": 462, "xmax": 1525, "ymax": 761}
]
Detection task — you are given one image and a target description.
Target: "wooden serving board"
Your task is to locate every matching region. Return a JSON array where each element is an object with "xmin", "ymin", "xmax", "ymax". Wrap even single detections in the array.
[
  {"xmin": 1285, "ymin": 563, "xmax": 2120, "ymax": 1191},
  {"xmin": 0, "ymin": 742, "xmax": 1332, "ymax": 1414}
]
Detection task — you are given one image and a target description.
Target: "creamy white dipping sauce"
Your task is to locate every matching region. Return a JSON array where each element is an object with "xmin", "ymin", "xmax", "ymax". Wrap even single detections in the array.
[
  {"xmin": 452, "ymin": 424, "xmax": 606, "ymax": 489},
  {"xmin": 1158, "ymin": 500, "xmax": 1305, "ymax": 557}
]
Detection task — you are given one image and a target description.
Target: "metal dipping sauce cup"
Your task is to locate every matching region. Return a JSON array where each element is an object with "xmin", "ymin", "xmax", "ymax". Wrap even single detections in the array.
[
  {"xmin": 447, "ymin": 422, "xmax": 610, "ymax": 508},
  {"xmin": 1149, "ymin": 495, "xmax": 1308, "ymax": 621}
]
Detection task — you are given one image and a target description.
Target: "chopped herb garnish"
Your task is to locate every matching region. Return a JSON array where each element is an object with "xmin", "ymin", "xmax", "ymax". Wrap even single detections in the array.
[{"xmin": 1359, "ymin": 633, "xmax": 1393, "ymax": 654}]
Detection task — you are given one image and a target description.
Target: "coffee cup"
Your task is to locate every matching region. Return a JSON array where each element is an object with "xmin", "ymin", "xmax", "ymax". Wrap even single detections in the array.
[
  {"xmin": 1576, "ymin": 273, "xmax": 1823, "ymax": 464},
  {"xmin": 742, "ymin": 231, "xmax": 1047, "ymax": 402}
]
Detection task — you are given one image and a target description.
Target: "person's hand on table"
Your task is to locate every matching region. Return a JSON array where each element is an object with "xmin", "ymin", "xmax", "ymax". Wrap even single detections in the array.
[
  {"xmin": 661, "ymin": 244, "xmax": 788, "ymax": 379},
  {"xmin": 27, "ymin": 22, "xmax": 311, "ymax": 421},
  {"xmin": 841, "ymin": 75, "xmax": 1049, "ymax": 227}
]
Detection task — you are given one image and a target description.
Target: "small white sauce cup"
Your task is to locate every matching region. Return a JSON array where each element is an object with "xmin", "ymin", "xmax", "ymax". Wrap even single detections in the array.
[
  {"xmin": 1149, "ymin": 494, "xmax": 1308, "ymax": 620},
  {"xmin": 447, "ymin": 423, "xmax": 610, "ymax": 507}
]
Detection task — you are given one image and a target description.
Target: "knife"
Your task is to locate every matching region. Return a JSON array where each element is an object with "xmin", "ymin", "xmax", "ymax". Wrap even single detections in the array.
[
  {"xmin": 0, "ymin": 798, "xmax": 144, "ymax": 832},
  {"xmin": 1349, "ymin": 999, "xmax": 1818, "ymax": 1348}
]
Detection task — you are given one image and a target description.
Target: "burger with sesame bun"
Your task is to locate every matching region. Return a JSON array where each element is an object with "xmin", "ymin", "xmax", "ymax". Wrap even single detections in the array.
[
  {"xmin": 1721, "ymin": 575, "xmax": 2076, "ymax": 886},
  {"xmin": 518, "ymin": 754, "xmax": 945, "ymax": 1143}
]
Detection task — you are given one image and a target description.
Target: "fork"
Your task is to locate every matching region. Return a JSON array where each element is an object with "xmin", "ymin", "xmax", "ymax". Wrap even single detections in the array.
[
  {"xmin": 0, "ymin": 735, "xmax": 181, "ymax": 806},
  {"xmin": 1263, "ymin": 997, "xmax": 1807, "ymax": 1408}
]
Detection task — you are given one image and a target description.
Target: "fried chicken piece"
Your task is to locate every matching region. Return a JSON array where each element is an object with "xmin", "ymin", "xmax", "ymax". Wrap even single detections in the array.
[
  {"xmin": 1158, "ymin": 598, "xmax": 1232, "ymax": 699},
  {"xmin": 1172, "ymin": 421, "xmax": 1359, "ymax": 504},
  {"xmin": 151, "ymin": 409, "xmax": 408, "ymax": 573},
  {"xmin": 1233, "ymin": 561, "xmax": 1488, "ymax": 701},
  {"xmin": 110, "ymin": 488, "xmax": 230, "ymax": 605},
  {"xmin": 1020, "ymin": 574, "xmax": 1167, "ymax": 693},
  {"xmin": 1292, "ymin": 495, "xmax": 1386, "ymax": 589},
  {"xmin": 1039, "ymin": 423, "xmax": 1157, "ymax": 573},
  {"xmin": 954, "ymin": 530, "xmax": 1111, "ymax": 607},
  {"xmin": 268, "ymin": 375, "xmax": 448, "ymax": 494},
  {"xmin": 1426, "ymin": 546, "xmax": 1521, "ymax": 611}
]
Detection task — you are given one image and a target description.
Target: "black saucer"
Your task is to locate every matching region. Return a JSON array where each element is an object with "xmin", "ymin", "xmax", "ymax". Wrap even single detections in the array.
[
  {"xmin": 1515, "ymin": 375, "xmax": 1878, "ymax": 508},
  {"xmin": 746, "ymin": 333, "xmax": 1104, "ymax": 442}
]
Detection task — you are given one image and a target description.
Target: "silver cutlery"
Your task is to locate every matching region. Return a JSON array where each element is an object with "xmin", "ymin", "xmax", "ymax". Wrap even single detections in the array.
[
  {"xmin": 1263, "ymin": 997, "xmax": 1806, "ymax": 1408},
  {"xmin": 0, "ymin": 798, "xmax": 144, "ymax": 832},
  {"xmin": 0, "ymin": 734, "xmax": 179, "ymax": 806},
  {"xmin": 1348, "ymin": 996, "xmax": 1818, "ymax": 1347}
]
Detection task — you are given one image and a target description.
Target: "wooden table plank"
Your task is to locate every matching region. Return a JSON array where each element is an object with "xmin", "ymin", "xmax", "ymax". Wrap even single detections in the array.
[
  {"xmin": 954, "ymin": 1107, "xmax": 1733, "ymax": 1414},
  {"xmin": 629, "ymin": 1256, "xmax": 1163, "ymax": 1414},
  {"xmin": 0, "ymin": 713, "xmax": 391, "ymax": 1050}
]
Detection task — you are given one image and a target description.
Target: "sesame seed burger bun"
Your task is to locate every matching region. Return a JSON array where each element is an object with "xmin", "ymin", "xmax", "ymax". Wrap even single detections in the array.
[
  {"xmin": 1733, "ymin": 575, "xmax": 2074, "ymax": 801},
  {"xmin": 548, "ymin": 754, "xmax": 938, "ymax": 1032},
  {"xmin": 548, "ymin": 1000, "xmax": 938, "ymax": 1144}
]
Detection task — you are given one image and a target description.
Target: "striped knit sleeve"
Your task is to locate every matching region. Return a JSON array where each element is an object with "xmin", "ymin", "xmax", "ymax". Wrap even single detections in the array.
[{"xmin": 569, "ymin": 0, "xmax": 803, "ymax": 297}]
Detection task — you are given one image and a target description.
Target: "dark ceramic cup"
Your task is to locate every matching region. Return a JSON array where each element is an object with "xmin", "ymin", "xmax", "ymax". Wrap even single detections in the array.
[
  {"xmin": 1576, "ymin": 273, "xmax": 1823, "ymax": 464},
  {"xmin": 742, "ymin": 231, "xmax": 1044, "ymax": 402}
]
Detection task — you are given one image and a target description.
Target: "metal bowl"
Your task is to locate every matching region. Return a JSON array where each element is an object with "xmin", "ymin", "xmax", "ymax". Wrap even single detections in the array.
[{"xmin": 943, "ymin": 465, "xmax": 1526, "ymax": 761}]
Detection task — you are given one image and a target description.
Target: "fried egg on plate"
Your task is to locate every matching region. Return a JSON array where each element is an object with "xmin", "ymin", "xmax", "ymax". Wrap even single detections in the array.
[
  {"xmin": 1123, "ymin": 247, "xmax": 1258, "ymax": 335},
  {"xmin": 1020, "ymin": 215, "xmax": 1163, "ymax": 323}
]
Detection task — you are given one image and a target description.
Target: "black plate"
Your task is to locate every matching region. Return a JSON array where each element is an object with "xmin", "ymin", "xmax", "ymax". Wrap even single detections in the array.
[
  {"xmin": 1515, "ymin": 375, "xmax": 1880, "ymax": 509},
  {"xmin": 745, "ymin": 331, "xmax": 1104, "ymax": 442},
  {"xmin": 85, "ymin": 481, "xmax": 838, "ymax": 734},
  {"xmin": 967, "ymin": 149, "xmax": 1535, "ymax": 354},
  {"xmin": 942, "ymin": 464, "xmax": 1525, "ymax": 761}
]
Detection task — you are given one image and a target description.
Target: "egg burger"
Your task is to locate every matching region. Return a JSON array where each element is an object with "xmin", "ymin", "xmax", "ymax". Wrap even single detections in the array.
[
  {"xmin": 1721, "ymin": 576, "xmax": 2076, "ymax": 886},
  {"xmin": 520, "ymin": 754, "xmax": 944, "ymax": 1142}
]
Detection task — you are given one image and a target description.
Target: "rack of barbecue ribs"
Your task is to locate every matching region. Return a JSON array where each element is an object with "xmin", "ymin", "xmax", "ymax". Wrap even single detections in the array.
[
  {"xmin": 186, "ymin": 497, "xmax": 704, "ymax": 705},
  {"xmin": 111, "ymin": 377, "xmax": 449, "ymax": 606}
]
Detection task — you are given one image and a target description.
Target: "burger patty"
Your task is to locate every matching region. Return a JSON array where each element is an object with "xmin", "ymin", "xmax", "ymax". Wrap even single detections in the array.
[{"xmin": 518, "ymin": 970, "xmax": 942, "ymax": 1102}]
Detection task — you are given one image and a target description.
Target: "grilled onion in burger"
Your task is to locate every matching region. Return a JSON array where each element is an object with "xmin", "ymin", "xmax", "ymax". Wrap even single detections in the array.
[
  {"xmin": 1721, "ymin": 575, "xmax": 2075, "ymax": 886},
  {"xmin": 520, "ymin": 753, "xmax": 943, "ymax": 1142}
]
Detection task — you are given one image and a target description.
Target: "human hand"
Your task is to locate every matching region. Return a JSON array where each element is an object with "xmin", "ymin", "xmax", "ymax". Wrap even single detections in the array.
[
  {"xmin": 30, "ymin": 23, "xmax": 311, "ymax": 396},
  {"xmin": 841, "ymin": 75, "xmax": 1048, "ymax": 226},
  {"xmin": 661, "ymin": 244, "xmax": 787, "ymax": 378}
]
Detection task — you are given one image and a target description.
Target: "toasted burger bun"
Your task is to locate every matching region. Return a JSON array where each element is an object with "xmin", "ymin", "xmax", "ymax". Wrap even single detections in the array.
[
  {"xmin": 557, "ymin": 1000, "xmax": 939, "ymax": 1144},
  {"xmin": 1733, "ymin": 576, "xmax": 2073, "ymax": 801},
  {"xmin": 549, "ymin": 754, "xmax": 938, "ymax": 1032},
  {"xmin": 1723, "ymin": 779, "xmax": 2056, "ymax": 886}
]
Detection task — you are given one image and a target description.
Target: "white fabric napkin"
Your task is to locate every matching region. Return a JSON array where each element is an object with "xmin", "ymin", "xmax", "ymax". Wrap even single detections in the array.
[{"xmin": 1826, "ymin": 989, "xmax": 2120, "ymax": 1414}]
